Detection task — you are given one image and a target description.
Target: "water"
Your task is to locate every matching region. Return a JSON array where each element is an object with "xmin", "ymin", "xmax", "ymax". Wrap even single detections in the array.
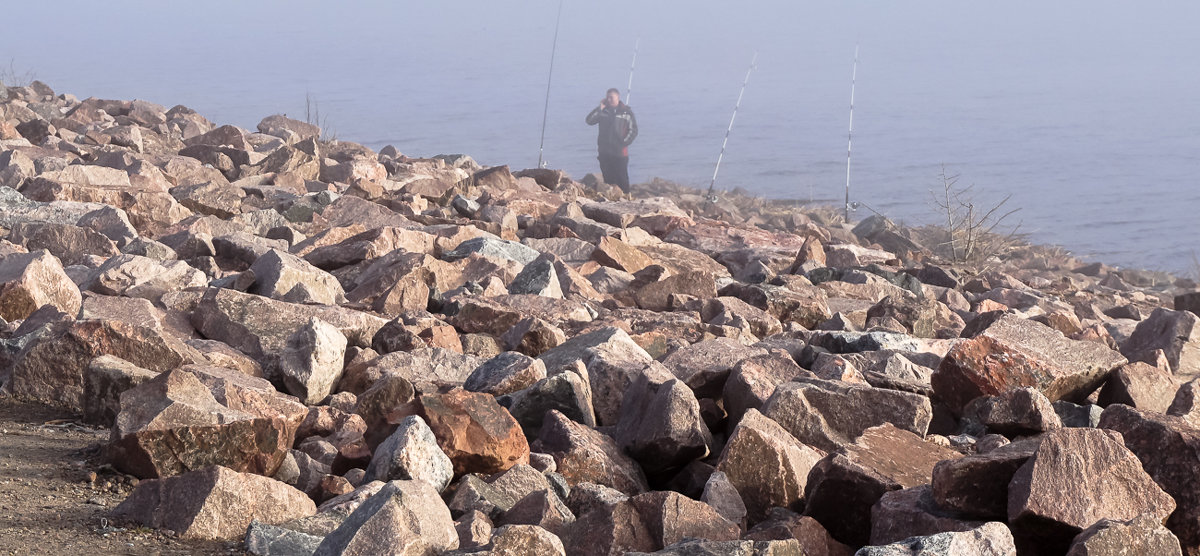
[{"xmin": 3, "ymin": 1, "xmax": 1199, "ymax": 273}]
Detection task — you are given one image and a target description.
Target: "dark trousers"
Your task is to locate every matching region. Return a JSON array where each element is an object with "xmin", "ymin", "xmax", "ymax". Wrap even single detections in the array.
[{"xmin": 597, "ymin": 154, "xmax": 630, "ymax": 193}]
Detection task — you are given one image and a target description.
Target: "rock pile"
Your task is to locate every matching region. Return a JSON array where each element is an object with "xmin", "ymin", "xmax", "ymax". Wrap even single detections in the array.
[{"xmin": 1, "ymin": 80, "xmax": 1197, "ymax": 555}]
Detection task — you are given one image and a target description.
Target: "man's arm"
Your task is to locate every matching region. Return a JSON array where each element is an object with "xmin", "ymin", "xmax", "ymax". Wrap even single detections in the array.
[
  {"xmin": 622, "ymin": 108, "xmax": 638, "ymax": 146},
  {"xmin": 586, "ymin": 106, "xmax": 602, "ymax": 125}
]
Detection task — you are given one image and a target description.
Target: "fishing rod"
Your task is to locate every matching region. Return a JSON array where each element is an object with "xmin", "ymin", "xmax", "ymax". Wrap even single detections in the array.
[
  {"xmin": 625, "ymin": 37, "xmax": 640, "ymax": 104},
  {"xmin": 537, "ymin": 0, "xmax": 564, "ymax": 169},
  {"xmin": 705, "ymin": 51, "xmax": 757, "ymax": 205},
  {"xmin": 844, "ymin": 45, "xmax": 859, "ymax": 222}
]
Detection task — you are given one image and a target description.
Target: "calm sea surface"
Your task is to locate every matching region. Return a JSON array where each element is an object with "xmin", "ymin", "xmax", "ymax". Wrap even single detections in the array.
[{"xmin": 4, "ymin": 1, "xmax": 1199, "ymax": 272}]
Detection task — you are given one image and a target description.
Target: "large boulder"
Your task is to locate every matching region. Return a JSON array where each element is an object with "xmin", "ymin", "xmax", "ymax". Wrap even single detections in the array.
[
  {"xmin": 1007, "ymin": 428, "xmax": 1174, "ymax": 554},
  {"xmin": 399, "ymin": 388, "xmax": 530, "ymax": 476},
  {"xmin": 803, "ymin": 424, "xmax": 962, "ymax": 547},
  {"xmin": 1098, "ymin": 404, "xmax": 1200, "ymax": 554},
  {"xmin": 10, "ymin": 318, "xmax": 197, "ymax": 410},
  {"xmin": 108, "ymin": 369, "xmax": 292, "ymax": 479},
  {"xmin": 1066, "ymin": 514, "xmax": 1183, "ymax": 556},
  {"xmin": 856, "ymin": 521, "xmax": 1017, "ymax": 556},
  {"xmin": 249, "ymin": 249, "xmax": 346, "ymax": 305},
  {"xmin": 0, "ymin": 250, "xmax": 81, "ymax": 321},
  {"xmin": 613, "ymin": 374, "xmax": 711, "ymax": 476},
  {"xmin": 931, "ymin": 438, "xmax": 1040, "ymax": 520},
  {"xmin": 313, "ymin": 480, "xmax": 458, "ymax": 555},
  {"xmin": 661, "ymin": 338, "xmax": 768, "ymax": 400},
  {"xmin": 761, "ymin": 377, "xmax": 932, "ymax": 453},
  {"xmin": 716, "ymin": 409, "xmax": 825, "ymax": 524},
  {"xmin": 537, "ymin": 327, "xmax": 658, "ymax": 426},
  {"xmin": 110, "ymin": 466, "xmax": 315, "ymax": 541},
  {"xmin": 278, "ymin": 317, "xmax": 348, "ymax": 405},
  {"xmin": 85, "ymin": 254, "xmax": 207, "ymax": 302},
  {"xmin": 364, "ymin": 415, "xmax": 453, "ymax": 492},
  {"xmin": 1122, "ymin": 308, "xmax": 1200, "ymax": 379},
  {"xmin": 8, "ymin": 221, "xmax": 118, "ymax": 266},
  {"xmin": 532, "ymin": 410, "xmax": 648, "ymax": 495},
  {"xmin": 933, "ymin": 313, "xmax": 1127, "ymax": 414},
  {"xmin": 1097, "ymin": 361, "xmax": 1181, "ymax": 413}
]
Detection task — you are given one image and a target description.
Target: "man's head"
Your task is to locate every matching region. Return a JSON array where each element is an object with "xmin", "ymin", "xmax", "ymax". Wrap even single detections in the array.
[{"xmin": 605, "ymin": 88, "xmax": 621, "ymax": 107}]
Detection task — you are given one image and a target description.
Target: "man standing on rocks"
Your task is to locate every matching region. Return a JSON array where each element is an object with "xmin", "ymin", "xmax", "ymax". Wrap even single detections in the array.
[{"xmin": 586, "ymin": 88, "xmax": 638, "ymax": 193}]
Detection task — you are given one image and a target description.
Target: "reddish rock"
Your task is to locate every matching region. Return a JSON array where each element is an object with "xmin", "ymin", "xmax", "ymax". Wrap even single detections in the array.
[
  {"xmin": 0, "ymin": 249, "xmax": 81, "ymax": 321},
  {"xmin": 1098, "ymin": 404, "xmax": 1200, "ymax": 554},
  {"xmin": 491, "ymin": 524, "xmax": 566, "ymax": 556},
  {"xmin": 8, "ymin": 221, "xmax": 118, "ymax": 266},
  {"xmin": 614, "ymin": 374, "xmax": 711, "ymax": 476},
  {"xmin": 761, "ymin": 377, "xmax": 932, "ymax": 453},
  {"xmin": 401, "ymin": 388, "xmax": 530, "ymax": 476},
  {"xmin": 109, "ymin": 369, "xmax": 291, "ymax": 479},
  {"xmin": 743, "ymin": 509, "xmax": 853, "ymax": 556},
  {"xmin": 1007, "ymin": 428, "xmax": 1175, "ymax": 555},
  {"xmin": 532, "ymin": 410, "xmax": 648, "ymax": 496},
  {"xmin": 1122, "ymin": 308, "xmax": 1200, "ymax": 379},
  {"xmin": 803, "ymin": 424, "xmax": 963, "ymax": 547},
  {"xmin": 82, "ymin": 355, "xmax": 158, "ymax": 427},
  {"xmin": 933, "ymin": 313, "xmax": 1128, "ymax": 414},
  {"xmin": 499, "ymin": 489, "xmax": 576, "ymax": 538},
  {"xmin": 869, "ymin": 485, "xmax": 987, "ymax": 546},
  {"xmin": 634, "ymin": 270, "xmax": 718, "ymax": 312},
  {"xmin": 964, "ymin": 387, "xmax": 1063, "ymax": 436},
  {"xmin": 661, "ymin": 337, "xmax": 768, "ymax": 400},
  {"xmin": 592, "ymin": 235, "xmax": 655, "ymax": 274},
  {"xmin": 86, "ymin": 254, "xmax": 207, "ymax": 302},
  {"xmin": 722, "ymin": 352, "xmax": 808, "ymax": 429},
  {"xmin": 464, "ymin": 351, "xmax": 547, "ymax": 396},
  {"xmin": 718, "ymin": 282, "xmax": 833, "ymax": 329},
  {"xmin": 501, "ymin": 316, "xmax": 567, "ymax": 357},
  {"xmin": 565, "ymin": 490, "xmax": 739, "ymax": 556},
  {"xmin": 537, "ymin": 327, "xmax": 658, "ymax": 426},
  {"xmin": 1098, "ymin": 361, "xmax": 1182, "ymax": 413},
  {"xmin": 716, "ymin": 409, "xmax": 825, "ymax": 524},
  {"xmin": 931, "ymin": 438, "xmax": 1040, "ymax": 519},
  {"xmin": 700, "ymin": 296, "xmax": 784, "ymax": 339},
  {"xmin": 110, "ymin": 466, "xmax": 315, "ymax": 540},
  {"xmin": 11, "ymin": 318, "xmax": 198, "ymax": 410}
]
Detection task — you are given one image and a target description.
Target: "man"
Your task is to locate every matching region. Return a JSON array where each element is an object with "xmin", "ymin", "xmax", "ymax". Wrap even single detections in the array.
[{"xmin": 585, "ymin": 88, "xmax": 638, "ymax": 193}]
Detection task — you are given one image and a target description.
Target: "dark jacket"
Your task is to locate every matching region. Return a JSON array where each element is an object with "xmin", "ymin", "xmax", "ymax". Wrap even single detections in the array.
[{"xmin": 586, "ymin": 102, "xmax": 638, "ymax": 157}]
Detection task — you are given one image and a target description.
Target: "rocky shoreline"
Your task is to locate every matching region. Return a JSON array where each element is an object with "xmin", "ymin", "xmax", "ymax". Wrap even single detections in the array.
[{"xmin": 0, "ymin": 79, "xmax": 1198, "ymax": 556}]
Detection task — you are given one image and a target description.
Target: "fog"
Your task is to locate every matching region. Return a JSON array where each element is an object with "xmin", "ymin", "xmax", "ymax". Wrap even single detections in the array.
[{"xmin": 3, "ymin": 1, "xmax": 1199, "ymax": 270}]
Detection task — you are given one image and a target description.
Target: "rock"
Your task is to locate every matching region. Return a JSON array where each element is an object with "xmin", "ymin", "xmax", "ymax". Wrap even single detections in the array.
[
  {"xmin": 443, "ymin": 236, "xmax": 539, "ymax": 266},
  {"xmin": 1097, "ymin": 361, "xmax": 1182, "ymax": 413},
  {"xmin": 109, "ymin": 369, "xmax": 291, "ymax": 479},
  {"xmin": 715, "ymin": 409, "xmax": 824, "ymax": 524},
  {"xmin": 313, "ymin": 480, "xmax": 458, "ymax": 555},
  {"xmin": 190, "ymin": 287, "xmax": 386, "ymax": 364},
  {"xmin": 1098, "ymin": 404, "xmax": 1200, "ymax": 553},
  {"xmin": 448, "ymin": 474, "xmax": 517, "ymax": 520},
  {"xmin": 592, "ymin": 236, "xmax": 655, "ymax": 274},
  {"xmin": 532, "ymin": 410, "xmax": 648, "ymax": 495},
  {"xmin": 634, "ymin": 270, "xmax": 718, "ymax": 312},
  {"xmin": 1007, "ymin": 428, "xmax": 1175, "ymax": 554},
  {"xmin": 1168, "ymin": 379, "xmax": 1200, "ymax": 421},
  {"xmin": 701, "ymin": 297, "xmax": 784, "ymax": 340},
  {"xmin": 761, "ymin": 377, "xmax": 933, "ymax": 453},
  {"xmin": 400, "ymin": 389, "xmax": 530, "ymax": 475},
  {"xmin": 931, "ymin": 439, "xmax": 1040, "ymax": 520},
  {"xmin": 454, "ymin": 510, "xmax": 493, "ymax": 550},
  {"xmin": 743, "ymin": 509, "xmax": 852, "ymax": 555},
  {"xmin": 508, "ymin": 254, "xmax": 563, "ymax": 298},
  {"xmin": 856, "ymin": 521, "xmax": 1016, "ymax": 556},
  {"xmin": 718, "ymin": 282, "xmax": 832, "ymax": 329},
  {"xmin": 1122, "ymin": 308, "xmax": 1200, "ymax": 379},
  {"xmin": 537, "ymin": 327, "xmax": 657, "ymax": 426},
  {"xmin": 110, "ymin": 466, "xmax": 315, "ymax": 541},
  {"xmin": 614, "ymin": 373, "xmax": 711, "ymax": 476},
  {"xmin": 364, "ymin": 415, "xmax": 453, "ymax": 492},
  {"xmin": 258, "ymin": 114, "xmax": 321, "ymax": 141},
  {"xmin": 244, "ymin": 521, "xmax": 324, "ymax": 556},
  {"xmin": 722, "ymin": 353, "xmax": 807, "ymax": 429},
  {"xmin": 86, "ymin": 254, "xmax": 207, "ymax": 302},
  {"xmin": 964, "ymin": 387, "xmax": 1063, "ymax": 436},
  {"xmin": 580, "ymin": 197, "xmax": 694, "ymax": 236},
  {"xmin": 933, "ymin": 313, "xmax": 1128, "ymax": 414},
  {"xmin": 866, "ymin": 295, "xmax": 946, "ymax": 338},
  {"xmin": 803, "ymin": 424, "xmax": 963, "ymax": 546},
  {"xmin": 0, "ymin": 250, "xmax": 81, "ymax": 321},
  {"xmin": 501, "ymin": 316, "xmax": 567, "ymax": 357},
  {"xmin": 499, "ymin": 489, "xmax": 575, "ymax": 538},
  {"xmin": 565, "ymin": 491, "xmax": 739, "ymax": 556},
  {"xmin": 662, "ymin": 338, "xmax": 768, "ymax": 400},
  {"xmin": 464, "ymin": 351, "xmax": 548, "ymax": 396},
  {"xmin": 10, "ymin": 319, "xmax": 198, "ymax": 411},
  {"xmin": 869, "ymin": 485, "xmax": 987, "ymax": 546},
  {"xmin": 82, "ymin": 355, "xmax": 157, "ymax": 427},
  {"xmin": 278, "ymin": 318, "xmax": 348, "ymax": 405},
  {"xmin": 498, "ymin": 369, "xmax": 596, "ymax": 439},
  {"xmin": 701, "ymin": 471, "xmax": 748, "ymax": 528},
  {"xmin": 482, "ymin": 524, "xmax": 565, "ymax": 556},
  {"xmin": 250, "ymin": 249, "xmax": 346, "ymax": 305},
  {"xmin": 1054, "ymin": 400, "xmax": 1104, "ymax": 428},
  {"xmin": 1066, "ymin": 514, "xmax": 1183, "ymax": 556},
  {"xmin": 8, "ymin": 221, "xmax": 118, "ymax": 266}
]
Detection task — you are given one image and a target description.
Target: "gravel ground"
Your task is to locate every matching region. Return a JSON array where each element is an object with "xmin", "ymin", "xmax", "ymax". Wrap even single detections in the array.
[{"xmin": 0, "ymin": 397, "xmax": 246, "ymax": 555}]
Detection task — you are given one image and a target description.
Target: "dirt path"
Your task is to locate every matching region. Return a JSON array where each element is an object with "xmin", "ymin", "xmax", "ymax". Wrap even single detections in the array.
[{"xmin": 0, "ymin": 398, "xmax": 245, "ymax": 555}]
